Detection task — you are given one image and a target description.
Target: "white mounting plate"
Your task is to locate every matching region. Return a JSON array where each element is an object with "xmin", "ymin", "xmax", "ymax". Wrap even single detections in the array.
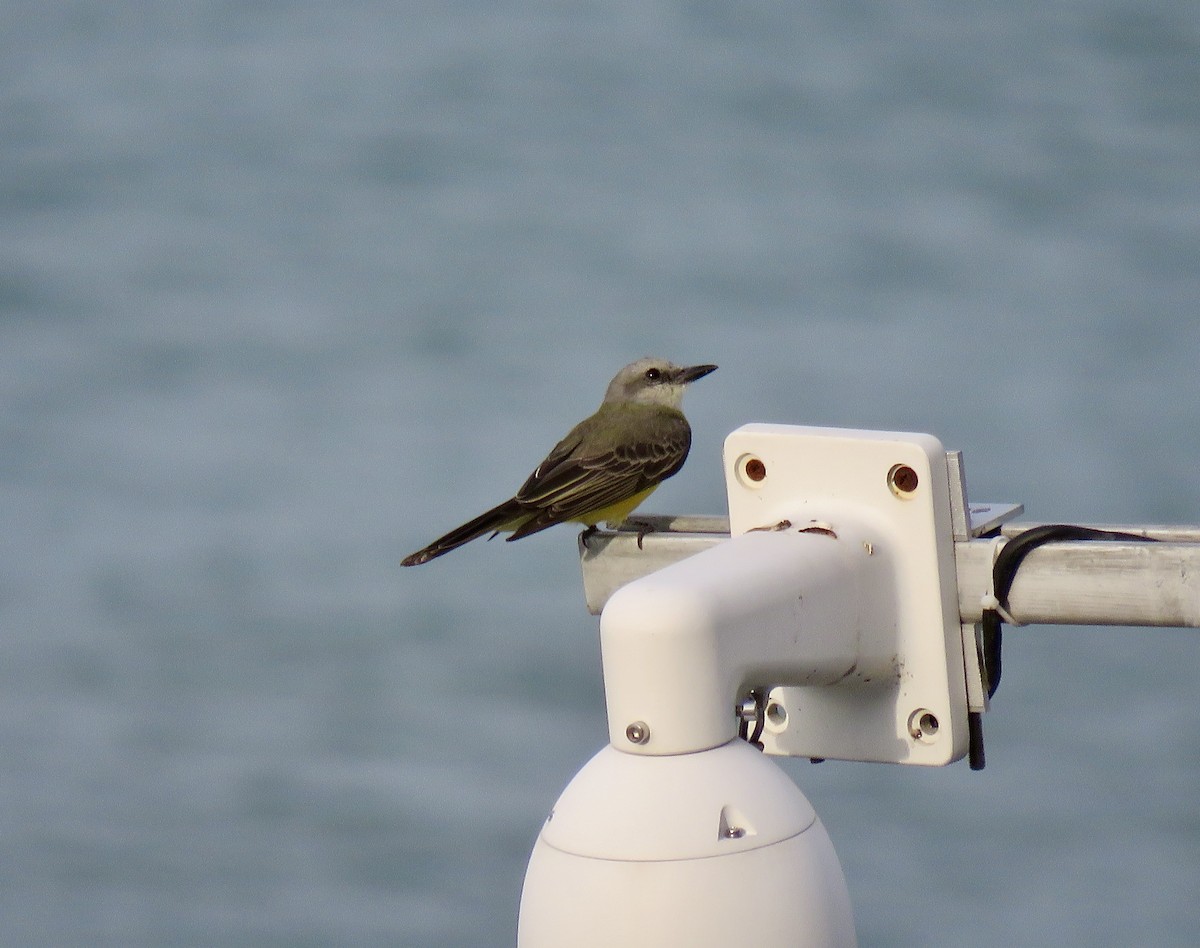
[{"xmin": 724, "ymin": 424, "xmax": 967, "ymax": 765}]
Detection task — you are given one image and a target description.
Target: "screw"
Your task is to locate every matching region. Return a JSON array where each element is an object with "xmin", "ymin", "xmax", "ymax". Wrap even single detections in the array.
[
  {"xmin": 744, "ymin": 457, "xmax": 767, "ymax": 482},
  {"xmin": 908, "ymin": 709, "xmax": 940, "ymax": 742},
  {"xmin": 625, "ymin": 721, "xmax": 650, "ymax": 745}
]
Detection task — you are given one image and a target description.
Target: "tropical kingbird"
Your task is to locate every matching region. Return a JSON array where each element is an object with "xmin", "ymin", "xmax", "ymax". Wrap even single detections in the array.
[{"xmin": 401, "ymin": 357, "xmax": 717, "ymax": 566}]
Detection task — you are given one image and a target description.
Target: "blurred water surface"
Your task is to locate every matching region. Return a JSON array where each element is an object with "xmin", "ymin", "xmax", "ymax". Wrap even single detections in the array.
[{"xmin": 2, "ymin": 1, "xmax": 1198, "ymax": 945}]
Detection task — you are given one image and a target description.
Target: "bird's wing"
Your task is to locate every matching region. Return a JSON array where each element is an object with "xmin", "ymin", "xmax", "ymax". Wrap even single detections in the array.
[{"xmin": 509, "ymin": 408, "xmax": 691, "ymax": 537}]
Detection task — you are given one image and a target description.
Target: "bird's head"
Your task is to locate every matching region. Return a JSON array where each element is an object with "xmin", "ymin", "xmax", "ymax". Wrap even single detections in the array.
[{"xmin": 602, "ymin": 358, "xmax": 718, "ymax": 409}]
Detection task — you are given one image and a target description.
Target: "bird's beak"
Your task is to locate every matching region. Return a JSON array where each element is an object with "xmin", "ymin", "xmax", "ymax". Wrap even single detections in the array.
[{"xmin": 676, "ymin": 363, "xmax": 718, "ymax": 384}]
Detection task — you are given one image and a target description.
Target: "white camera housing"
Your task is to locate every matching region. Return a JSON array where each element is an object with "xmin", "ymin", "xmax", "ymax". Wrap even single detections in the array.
[{"xmin": 518, "ymin": 740, "xmax": 855, "ymax": 947}]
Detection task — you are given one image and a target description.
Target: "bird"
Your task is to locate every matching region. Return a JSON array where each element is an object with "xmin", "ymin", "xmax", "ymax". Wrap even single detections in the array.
[{"xmin": 401, "ymin": 357, "xmax": 717, "ymax": 566}]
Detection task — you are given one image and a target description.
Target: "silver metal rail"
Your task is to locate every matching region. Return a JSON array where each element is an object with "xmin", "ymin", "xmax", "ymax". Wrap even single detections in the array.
[{"xmin": 579, "ymin": 514, "xmax": 1200, "ymax": 629}]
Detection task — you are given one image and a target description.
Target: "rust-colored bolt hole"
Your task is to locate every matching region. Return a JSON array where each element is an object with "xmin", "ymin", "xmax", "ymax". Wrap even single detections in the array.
[
  {"xmin": 744, "ymin": 457, "xmax": 767, "ymax": 482},
  {"xmin": 888, "ymin": 463, "xmax": 919, "ymax": 497}
]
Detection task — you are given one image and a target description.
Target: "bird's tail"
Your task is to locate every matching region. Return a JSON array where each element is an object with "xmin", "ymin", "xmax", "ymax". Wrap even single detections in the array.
[{"xmin": 401, "ymin": 498, "xmax": 525, "ymax": 566}]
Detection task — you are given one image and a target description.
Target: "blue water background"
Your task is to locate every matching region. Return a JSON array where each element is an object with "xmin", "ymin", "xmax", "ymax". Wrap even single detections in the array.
[{"xmin": 2, "ymin": 1, "xmax": 1198, "ymax": 945}]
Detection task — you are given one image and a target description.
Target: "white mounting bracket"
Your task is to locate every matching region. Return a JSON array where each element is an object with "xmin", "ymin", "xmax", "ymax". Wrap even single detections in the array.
[{"xmin": 725, "ymin": 424, "xmax": 966, "ymax": 765}]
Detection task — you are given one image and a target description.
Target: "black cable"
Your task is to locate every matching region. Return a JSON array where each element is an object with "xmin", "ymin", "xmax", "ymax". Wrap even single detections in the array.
[
  {"xmin": 981, "ymin": 524, "xmax": 1158, "ymax": 699},
  {"xmin": 968, "ymin": 711, "xmax": 986, "ymax": 771},
  {"xmin": 969, "ymin": 524, "xmax": 1156, "ymax": 772}
]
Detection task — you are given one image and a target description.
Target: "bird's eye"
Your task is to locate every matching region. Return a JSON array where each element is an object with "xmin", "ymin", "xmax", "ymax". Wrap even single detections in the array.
[{"xmin": 644, "ymin": 367, "xmax": 662, "ymax": 382}]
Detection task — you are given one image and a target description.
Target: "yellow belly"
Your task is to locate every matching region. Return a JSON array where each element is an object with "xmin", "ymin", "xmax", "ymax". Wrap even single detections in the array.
[{"xmin": 572, "ymin": 485, "xmax": 658, "ymax": 527}]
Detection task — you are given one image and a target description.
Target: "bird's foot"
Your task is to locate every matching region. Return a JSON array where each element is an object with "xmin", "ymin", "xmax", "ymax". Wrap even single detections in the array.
[
  {"xmin": 622, "ymin": 517, "xmax": 657, "ymax": 550},
  {"xmin": 579, "ymin": 523, "xmax": 599, "ymax": 550}
]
